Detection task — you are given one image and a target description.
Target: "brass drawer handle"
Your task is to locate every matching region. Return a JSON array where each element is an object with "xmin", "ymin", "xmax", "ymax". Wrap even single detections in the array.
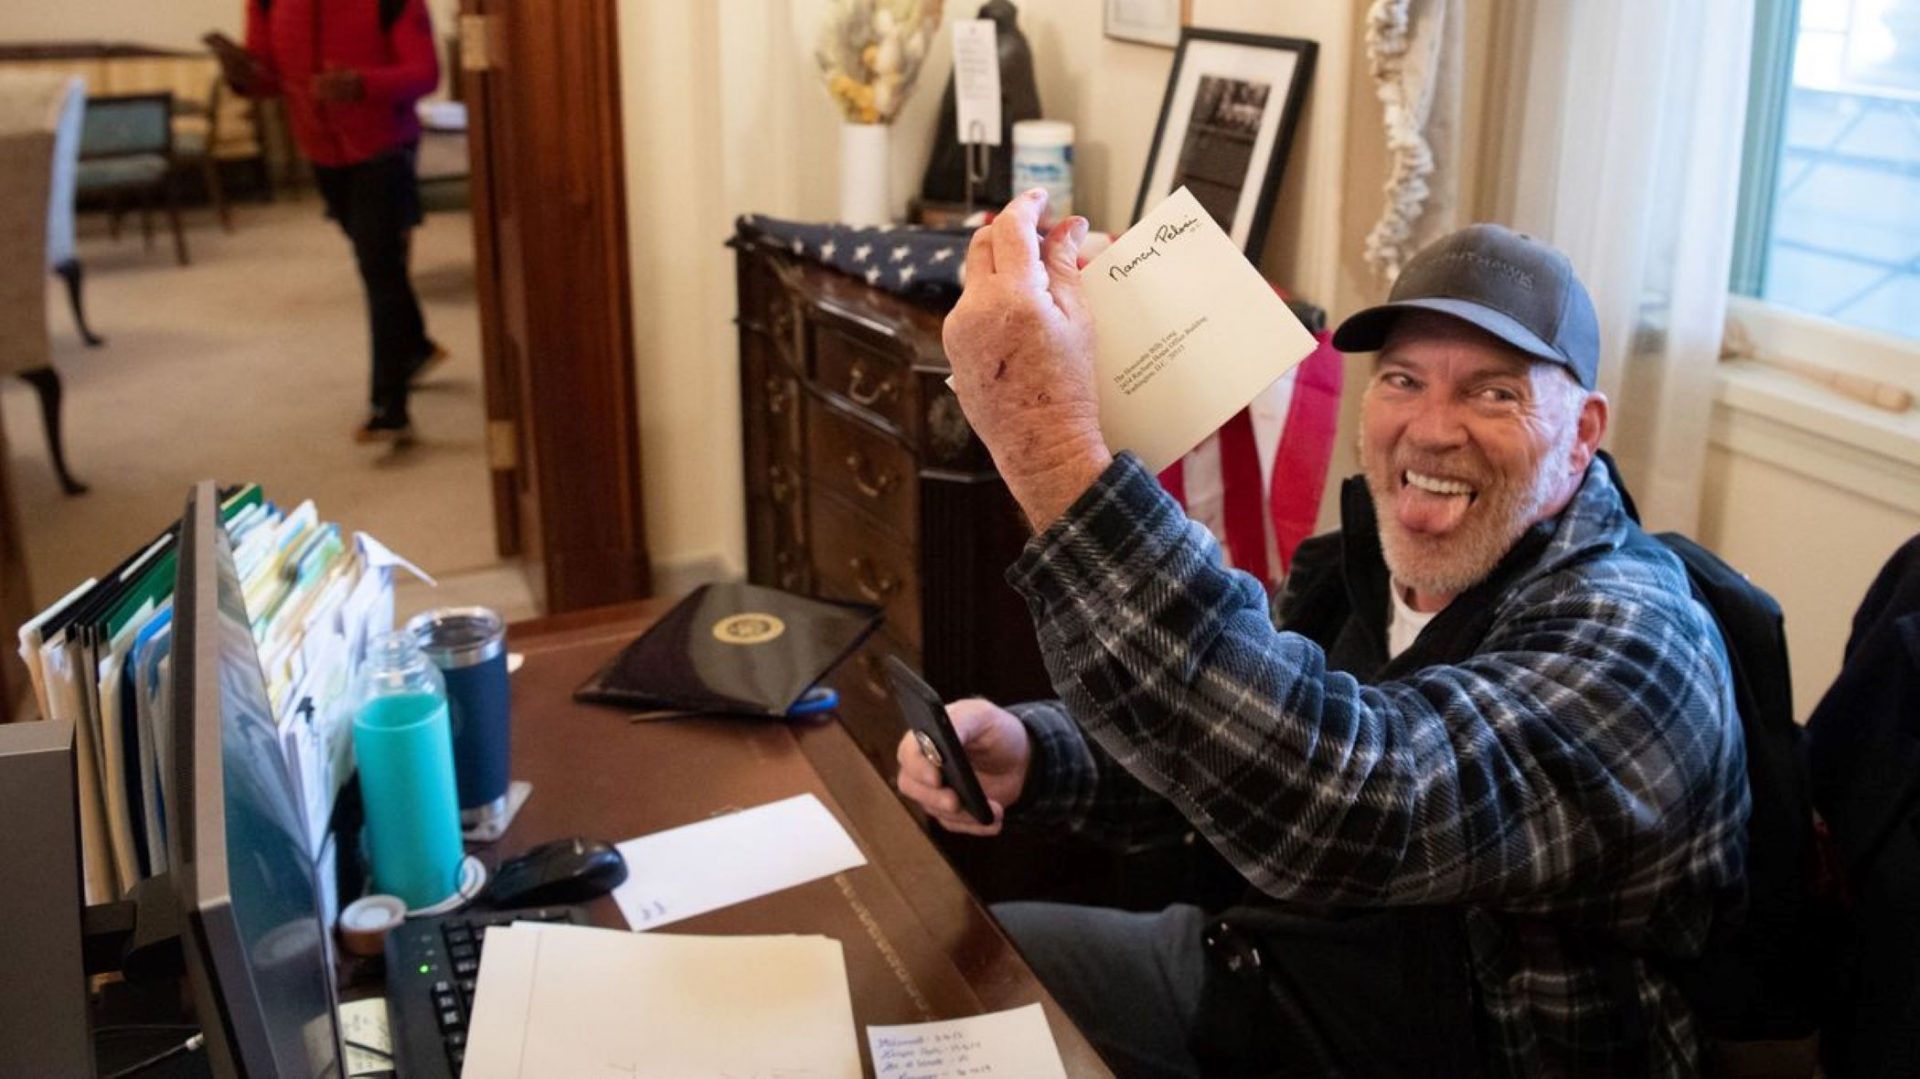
[
  {"xmin": 846, "ymin": 361, "xmax": 895, "ymax": 408},
  {"xmin": 776, "ymin": 548, "xmax": 806, "ymax": 591},
  {"xmin": 849, "ymin": 556, "xmax": 900, "ymax": 602},
  {"xmin": 767, "ymin": 463, "xmax": 796, "ymax": 504},
  {"xmin": 765, "ymin": 376, "xmax": 792, "ymax": 416},
  {"xmin": 843, "ymin": 450, "xmax": 897, "ymax": 499}
]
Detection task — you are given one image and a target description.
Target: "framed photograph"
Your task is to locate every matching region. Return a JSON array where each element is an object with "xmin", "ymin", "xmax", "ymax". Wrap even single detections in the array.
[
  {"xmin": 1134, "ymin": 29, "xmax": 1317, "ymax": 258},
  {"xmin": 1104, "ymin": 0, "xmax": 1191, "ymax": 48}
]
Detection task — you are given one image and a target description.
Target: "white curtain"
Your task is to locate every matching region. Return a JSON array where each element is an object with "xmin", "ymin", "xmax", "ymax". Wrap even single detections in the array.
[
  {"xmin": 1476, "ymin": 0, "xmax": 1756, "ymax": 533},
  {"xmin": 1363, "ymin": 0, "xmax": 1465, "ymax": 280}
]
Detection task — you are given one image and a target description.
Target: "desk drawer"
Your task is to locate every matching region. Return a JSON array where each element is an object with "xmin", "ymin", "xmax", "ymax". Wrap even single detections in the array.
[
  {"xmin": 830, "ymin": 629, "xmax": 919, "ymax": 779},
  {"xmin": 810, "ymin": 487, "xmax": 921, "ymax": 651},
  {"xmin": 807, "ymin": 398, "xmax": 915, "ymax": 543},
  {"xmin": 814, "ymin": 323, "xmax": 910, "ymax": 434}
]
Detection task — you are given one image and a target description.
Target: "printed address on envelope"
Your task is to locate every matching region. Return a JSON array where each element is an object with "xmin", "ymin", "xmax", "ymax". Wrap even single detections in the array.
[{"xmin": 1079, "ymin": 186, "xmax": 1316, "ymax": 472}]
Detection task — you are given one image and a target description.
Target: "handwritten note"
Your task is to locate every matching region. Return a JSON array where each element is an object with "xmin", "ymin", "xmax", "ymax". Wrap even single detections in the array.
[
  {"xmin": 337, "ymin": 997, "xmax": 393, "ymax": 1076},
  {"xmin": 611, "ymin": 793, "xmax": 867, "ymax": 931},
  {"xmin": 1080, "ymin": 185, "xmax": 1317, "ymax": 472},
  {"xmin": 952, "ymin": 19, "xmax": 1001, "ymax": 145},
  {"xmin": 867, "ymin": 1004, "xmax": 1068, "ymax": 1079}
]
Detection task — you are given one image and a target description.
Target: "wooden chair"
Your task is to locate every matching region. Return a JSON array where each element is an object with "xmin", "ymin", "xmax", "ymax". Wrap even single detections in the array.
[
  {"xmin": 174, "ymin": 73, "xmax": 270, "ymax": 232},
  {"xmin": 75, "ymin": 91, "xmax": 188, "ymax": 266}
]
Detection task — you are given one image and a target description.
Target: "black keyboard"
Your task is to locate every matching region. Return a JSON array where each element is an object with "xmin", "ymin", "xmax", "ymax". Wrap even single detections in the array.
[{"xmin": 383, "ymin": 905, "xmax": 588, "ymax": 1078}]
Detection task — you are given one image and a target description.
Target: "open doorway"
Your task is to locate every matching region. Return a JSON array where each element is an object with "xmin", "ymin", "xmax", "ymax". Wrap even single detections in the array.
[
  {"xmin": 0, "ymin": 4, "xmax": 533, "ymax": 635},
  {"xmin": 0, "ymin": 0, "xmax": 650, "ymax": 720}
]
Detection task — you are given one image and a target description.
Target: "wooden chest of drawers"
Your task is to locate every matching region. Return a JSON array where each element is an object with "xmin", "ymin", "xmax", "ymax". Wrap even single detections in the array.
[
  {"xmin": 733, "ymin": 237, "xmax": 1053, "ymax": 780},
  {"xmin": 733, "ymin": 236, "xmax": 1235, "ymax": 911}
]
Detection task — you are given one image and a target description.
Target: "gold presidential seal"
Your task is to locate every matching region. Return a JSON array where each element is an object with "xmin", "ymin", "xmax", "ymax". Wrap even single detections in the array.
[{"xmin": 711, "ymin": 612, "xmax": 786, "ymax": 645}]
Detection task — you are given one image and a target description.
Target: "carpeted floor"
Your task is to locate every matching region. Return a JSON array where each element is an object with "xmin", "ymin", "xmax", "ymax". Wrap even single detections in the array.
[{"xmin": 1, "ymin": 194, "xmax": 530, "ymax": 618}]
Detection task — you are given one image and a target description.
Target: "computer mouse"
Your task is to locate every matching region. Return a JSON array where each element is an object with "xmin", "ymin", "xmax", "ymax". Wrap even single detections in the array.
[{"xmin": 483, "ymin": 836, "xmax": 628, "ymax": 909}]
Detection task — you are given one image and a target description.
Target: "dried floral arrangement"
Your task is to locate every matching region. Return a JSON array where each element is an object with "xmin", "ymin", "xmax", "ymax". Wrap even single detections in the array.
[{"xmin": 815, "ymin": 0, "xmax": 944, "ymax": 124}]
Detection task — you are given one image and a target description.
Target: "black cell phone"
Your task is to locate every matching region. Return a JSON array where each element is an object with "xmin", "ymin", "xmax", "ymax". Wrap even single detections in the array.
[{"xmin": 882, "ymin": 655, "xmax": 994, "ymax": 825}]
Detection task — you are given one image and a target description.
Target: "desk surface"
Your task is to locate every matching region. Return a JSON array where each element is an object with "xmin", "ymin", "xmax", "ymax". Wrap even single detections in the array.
[{"xmin": 483, "ymin": 600, "xmax": 1111, "ymax": 1077}]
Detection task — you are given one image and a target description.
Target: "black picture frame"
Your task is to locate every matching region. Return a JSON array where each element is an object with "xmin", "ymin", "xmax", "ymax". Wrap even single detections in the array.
[{"xmin": 1133, "ymin": 28, "xmax": 1317, "ymax": 260}]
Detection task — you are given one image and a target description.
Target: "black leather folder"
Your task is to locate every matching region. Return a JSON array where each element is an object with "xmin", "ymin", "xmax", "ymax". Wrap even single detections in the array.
[{"xmin": 572, "ymin": 583, "xmax": 881, "ymax": 718}]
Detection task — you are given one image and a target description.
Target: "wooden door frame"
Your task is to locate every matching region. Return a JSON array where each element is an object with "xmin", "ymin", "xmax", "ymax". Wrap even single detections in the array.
[{"xmin": 462, "ymin": 0, "xmax": 653, "ymax": 612}]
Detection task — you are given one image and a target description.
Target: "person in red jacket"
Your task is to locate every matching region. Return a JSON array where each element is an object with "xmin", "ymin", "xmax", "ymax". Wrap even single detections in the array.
[{"xmin": 211, "ymin": 0, "xmax": 444, "ymax": 443}]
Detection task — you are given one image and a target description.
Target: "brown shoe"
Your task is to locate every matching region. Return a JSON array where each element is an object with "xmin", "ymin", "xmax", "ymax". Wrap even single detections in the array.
[{"xmin": 409, "ymin": 343, "xmax": 450, "ymax": 385}]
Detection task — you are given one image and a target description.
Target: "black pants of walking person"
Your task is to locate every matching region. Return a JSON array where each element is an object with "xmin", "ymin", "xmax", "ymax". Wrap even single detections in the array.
[{"xmin": 314, "ymin": 143, "xmax": 433, "ymax": 435}]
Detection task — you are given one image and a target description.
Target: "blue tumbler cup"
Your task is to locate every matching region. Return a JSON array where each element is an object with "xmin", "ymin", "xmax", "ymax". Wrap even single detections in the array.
[{"xmin": 406, "ymin": 607, "xmax": 511, "ymax": 832}]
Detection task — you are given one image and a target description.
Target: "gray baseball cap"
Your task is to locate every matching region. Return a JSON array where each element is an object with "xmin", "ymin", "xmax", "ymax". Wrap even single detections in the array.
[{"xmin": 1332, "ymin": 223, "xmax": 1600, "ymax": 389}]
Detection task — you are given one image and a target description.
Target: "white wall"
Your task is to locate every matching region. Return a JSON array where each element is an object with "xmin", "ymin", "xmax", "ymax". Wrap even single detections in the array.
[
  {"xmin": 618, "ymin": 0, "xmax": 1374, "ymax": 585},
  {"xmin": 0, "ymin": 0, "xmax": 462, "ymax": 97},
  {"xmin": 0, "ymin": 1, "xmax": 241, "ymax": 51},
  {"xmin": 1699, "ymin": 446, "xmax": 1920, "ymax": 720}
]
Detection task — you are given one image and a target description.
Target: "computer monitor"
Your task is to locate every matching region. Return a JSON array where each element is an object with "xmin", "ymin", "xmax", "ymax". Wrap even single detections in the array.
[{"xmin": 168, "ymin": 480, "xmax": 344, "ymax": 1077}]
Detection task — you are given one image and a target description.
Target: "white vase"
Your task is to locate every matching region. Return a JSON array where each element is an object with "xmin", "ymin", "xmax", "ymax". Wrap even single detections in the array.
[{"xmin": 838, "ymin": 122, "xmax": 891, "ymax": 226}]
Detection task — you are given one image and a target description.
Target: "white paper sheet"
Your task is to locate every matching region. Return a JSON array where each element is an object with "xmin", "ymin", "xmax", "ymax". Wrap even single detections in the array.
[
  {"xmin": 867, "ymin": 1003, "xmax": 1069, "ymax": 1079},
  {"xmin": 611, "ymin": 793, "xmax": 867, "ymax": 931},
  {"xmin": 463, "ymin": 922, "xmax": 861, "ymax": 1079},
  {"xmin": 1080, "ymin": 185, "xmax": 1318, "ymax": 473}
]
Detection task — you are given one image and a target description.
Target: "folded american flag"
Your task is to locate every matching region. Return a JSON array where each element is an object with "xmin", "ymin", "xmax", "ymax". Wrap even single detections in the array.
[
  {"xmin": 1158, "ymin": 294, "xmax": 1343, "ymax": 588},
  {"xmin": 735, "ymin": 214, "xmax": 971, "ymax": 304}
]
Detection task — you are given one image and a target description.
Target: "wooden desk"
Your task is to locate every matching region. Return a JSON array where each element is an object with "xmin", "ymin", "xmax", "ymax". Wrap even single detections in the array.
[{"xmin": 484, "ymin": 601, "xmax": 1111, "ymax": 1076}]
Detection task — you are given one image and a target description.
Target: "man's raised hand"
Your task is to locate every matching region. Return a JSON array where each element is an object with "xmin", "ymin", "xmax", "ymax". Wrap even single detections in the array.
[{"xmin": 942, "ymin": 189, "xmax": 1111, "ymax": 530}]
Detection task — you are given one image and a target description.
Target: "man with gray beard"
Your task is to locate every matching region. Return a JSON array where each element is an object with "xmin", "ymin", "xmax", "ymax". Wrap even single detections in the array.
[{"xmin": 896, "ymin": 199, "xmax": 1747, "ymax": 1077}]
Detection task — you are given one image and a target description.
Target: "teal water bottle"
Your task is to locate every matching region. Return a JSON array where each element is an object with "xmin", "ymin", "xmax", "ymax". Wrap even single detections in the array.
[{"xmin": 352, "ymin": 632, "xmax": 464, "ymax": 909}]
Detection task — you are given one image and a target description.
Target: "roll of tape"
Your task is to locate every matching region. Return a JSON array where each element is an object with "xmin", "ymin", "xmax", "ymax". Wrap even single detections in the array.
[{"xmin": 338, "ymin": 894, "xmax": 408, "ymax": 957}]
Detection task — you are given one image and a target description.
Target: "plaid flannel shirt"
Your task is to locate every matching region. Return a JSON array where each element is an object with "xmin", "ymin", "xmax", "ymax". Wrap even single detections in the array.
[{"xmin": 1005, "ymin": 453, "xmax": 1748, "ymax": 1076}]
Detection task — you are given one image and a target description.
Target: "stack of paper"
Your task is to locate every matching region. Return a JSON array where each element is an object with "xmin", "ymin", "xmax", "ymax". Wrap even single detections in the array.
[
  {"xmin": 15, "ymin": 484, "xmax": 427, "ymax": 906},
  {"xmin": 463, "ymin": 922, "xmax": 863, "ymax": 1078}
]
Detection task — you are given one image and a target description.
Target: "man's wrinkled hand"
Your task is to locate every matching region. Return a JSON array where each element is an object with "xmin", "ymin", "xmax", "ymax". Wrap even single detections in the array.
[
  {"xmin": 943, "ymin": 189, "xmax": 1112, "ymax": 530},
  {"xmin": 311, "ymin": 69, "xmax": 365, "ymax": 103},
  {"xmin": 894, "ymin": 698, "xmax": 1032, "ymax": 837}
]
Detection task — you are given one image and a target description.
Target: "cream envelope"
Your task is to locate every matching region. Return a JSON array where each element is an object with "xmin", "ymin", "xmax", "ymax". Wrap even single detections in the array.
[{"xmin": 1080, "ymin": 186, "xmax": 1317, "ymax": 472}]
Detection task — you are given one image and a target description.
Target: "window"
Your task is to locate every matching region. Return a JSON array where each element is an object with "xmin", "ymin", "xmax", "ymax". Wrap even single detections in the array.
[{"xmin": 1733, "ymin": 0, "xmax": 1920, "ymax": 343}]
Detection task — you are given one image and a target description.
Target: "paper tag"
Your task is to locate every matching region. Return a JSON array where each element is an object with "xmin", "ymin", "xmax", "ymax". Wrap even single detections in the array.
[
  {"xmin": 953, "ymin": 19, "xmax": 1001, "ymax": 146},
  {"xmin": 1080, "ymin": 186, "xmax": 1318, "ymax": 472}
]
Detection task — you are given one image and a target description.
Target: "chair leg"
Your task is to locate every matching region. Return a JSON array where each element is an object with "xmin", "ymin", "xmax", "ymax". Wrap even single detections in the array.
[
  {"xmin": 16, "ymin": 367, "xmax": 87, "ymax": 496},
  {"xmin": 204, "ymin": 155, "xmax": 232, "ymax": 232},
  {"xmin": 166, "ymin": 175, "xmax": 189, "ymax": 266},
  {"xmin": 53, "ymin": 260, "xmax": 104, "ymax": 347},
  {"xmin": 140, "ymin": 188, "xmax": 155, "ymax": 252},
  {"xmin": 108, "ymin": 191, "xmax": 123, "ymax": 241}
]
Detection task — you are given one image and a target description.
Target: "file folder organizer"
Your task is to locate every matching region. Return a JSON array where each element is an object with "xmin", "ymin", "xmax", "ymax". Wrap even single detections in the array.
[{"xmin": 17, "ymin": 483, "xmax": 427, "ymax": 906}]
